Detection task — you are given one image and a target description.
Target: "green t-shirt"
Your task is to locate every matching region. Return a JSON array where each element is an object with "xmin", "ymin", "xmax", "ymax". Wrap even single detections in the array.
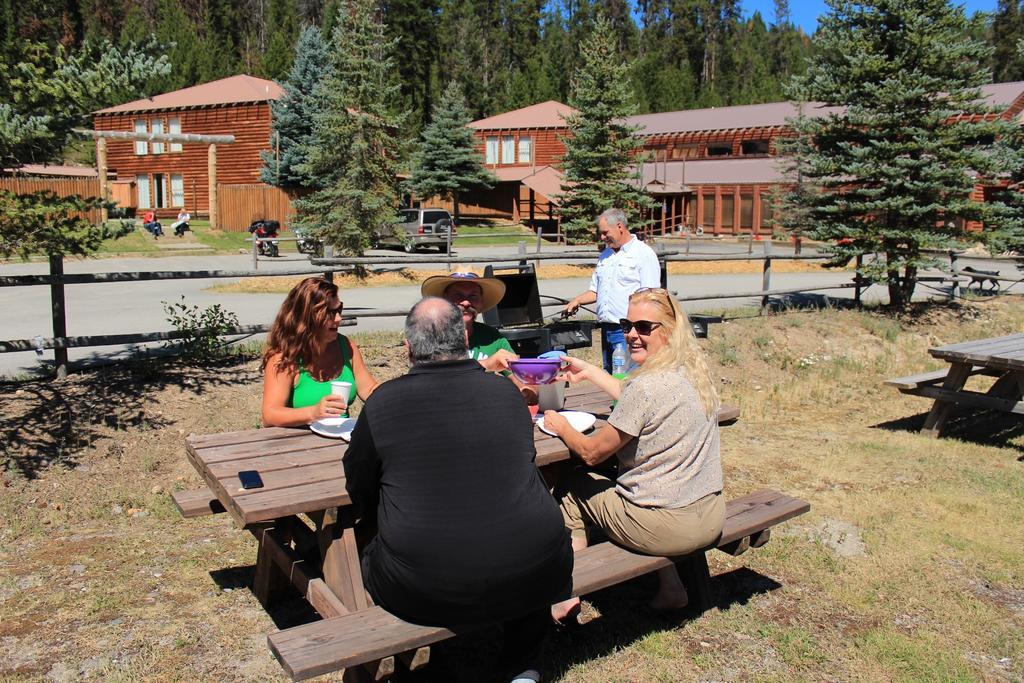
[
  {"xmin": 289, "ymin": 334, "xmax": 357, "ymax": 416},
  {"xmin": 468, "ymin": 321, "xmax": 513, "ymax": 362}
]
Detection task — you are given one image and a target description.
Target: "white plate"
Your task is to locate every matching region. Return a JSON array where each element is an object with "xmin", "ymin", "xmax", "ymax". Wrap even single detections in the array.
[
  {"xmin": 536, "ymin": 410, "xmax": 596, "ymax": 437},
  {"xmin": 310, "ymin": 417, "xmax": 357, "ymax": 440}
]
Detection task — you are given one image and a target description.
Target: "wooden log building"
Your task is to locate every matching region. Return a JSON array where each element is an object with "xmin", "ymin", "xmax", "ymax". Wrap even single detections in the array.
[{"xmin": 92, "ymin": 74, "xmax": 282, "ymax": 221}]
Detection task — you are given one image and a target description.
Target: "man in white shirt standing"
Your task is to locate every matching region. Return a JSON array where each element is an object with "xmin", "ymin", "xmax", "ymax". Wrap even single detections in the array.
[{"xmin": 562, "ymin": 208, "xmax": 662, "ymax": 372}]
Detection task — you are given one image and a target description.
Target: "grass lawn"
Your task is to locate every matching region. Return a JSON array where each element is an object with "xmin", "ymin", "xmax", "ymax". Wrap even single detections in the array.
[
  {"xmin": 1, "ymin": 297, "xmax": 1022, "ymax": 680},
  {"xmin": 94, "ymin": 219, "xmax": 303, "ymax": 256}
]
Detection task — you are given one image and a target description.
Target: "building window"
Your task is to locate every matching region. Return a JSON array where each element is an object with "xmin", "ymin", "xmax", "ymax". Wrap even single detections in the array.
[
  {"xmin": 721, "ymin": 194, "xmax": 735, "ymax": 228},
  {"xmin": 168, "ymin": 118, "xmax": 182, "ymax": 152},
  {"xmin": 707, "ymin": 143, "xmax": 732, "ymax": 157},
  {"xmin": 486, "ymin": 137, "xmax": 499, "ymax": 164},
  {"xmin": 171, "ymin": 174, "xmax": 185, "ymax": 207},
  {"xmin": 151, "ymin": 119, "xmax": 165, "ymax": 154},
  {"xmin": 702, "ymin": 192, "xmax": 715, "ymax": 228},
  {"xmin": 518, "ymin": 137, "xmax": 532, "ymax": 164},
  {"xmin": 134, "ymin": 120, "xmax": 148, "ymax": 155},
  {"xmin": 760, "ymin": 194, "xmax": 775, "ymax": 228},
  {"xmin": 502, "ymin": 136, "xmax": 515, "ymax": 164},
  {"xmin": 740, "ymin": 194, "xmax": 754, "ymax": 228},
  {"xmin": 137, "ymin": 174, "xmax": 151, "ymax": 208},
  {"xmin": 671, "ymin": 144, "xmax": 699, "ymax": 160},
  {"xmin": 741, "ymin": 140, "xmax": 769, "ymax": 156}
]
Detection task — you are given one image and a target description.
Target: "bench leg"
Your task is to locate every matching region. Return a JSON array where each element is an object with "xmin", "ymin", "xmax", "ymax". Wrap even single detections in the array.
[
  {"xmin": 920, "ymin": 362, "xmax": 972, "ymax": 437},
  {"xmin": 675, "ymin": 552, "xmax": 715, "ymax": 614}
]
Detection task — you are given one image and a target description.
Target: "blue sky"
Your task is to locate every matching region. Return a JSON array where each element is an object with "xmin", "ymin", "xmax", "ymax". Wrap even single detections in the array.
[{"xmin": 741, "ymin": 0, "xmax": 999, "ymax": 34}]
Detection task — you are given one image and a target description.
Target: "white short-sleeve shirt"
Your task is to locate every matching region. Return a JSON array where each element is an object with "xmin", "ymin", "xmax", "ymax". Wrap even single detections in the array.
[{"xmin": 588, "ymin": 236, "xmax": 662, "ymax": 323}]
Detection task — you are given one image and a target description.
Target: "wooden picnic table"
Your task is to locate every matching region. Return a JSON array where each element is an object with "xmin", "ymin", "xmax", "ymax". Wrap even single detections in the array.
[
  {"xmin": 886, "ymin": 332, "xmax": 1024, "ymax": 437},
  {"xmin": 180, "ymin": 384, "xmax": 747, "ymax": 680}
]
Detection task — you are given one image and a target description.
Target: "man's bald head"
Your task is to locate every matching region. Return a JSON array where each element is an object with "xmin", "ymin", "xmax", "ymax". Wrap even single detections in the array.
[{"xmin": 404, "ymin": 297, "xmax": 469, "ymax": 364}]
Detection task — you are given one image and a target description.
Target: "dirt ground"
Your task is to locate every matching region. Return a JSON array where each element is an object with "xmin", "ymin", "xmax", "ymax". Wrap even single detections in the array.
[{"xmin": 1, "ymin": 298, "xmax": 1023, "ymax": 682}]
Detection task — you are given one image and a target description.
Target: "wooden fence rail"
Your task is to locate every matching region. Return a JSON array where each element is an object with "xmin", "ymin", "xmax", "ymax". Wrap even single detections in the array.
[{"xmin": 3, "ymin": 243, "xmax": 987, "ymax": 379}]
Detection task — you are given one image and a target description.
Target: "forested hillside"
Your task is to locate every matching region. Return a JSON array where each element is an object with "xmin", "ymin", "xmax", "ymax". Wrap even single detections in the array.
[{"xmin": 0, "ymin": 0, "xmax": 1015, "ymax": 134}]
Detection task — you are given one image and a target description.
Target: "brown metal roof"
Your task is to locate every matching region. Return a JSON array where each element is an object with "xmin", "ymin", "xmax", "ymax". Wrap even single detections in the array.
[
  {"xmin": 6, "ymin": 164, "xmax": 98, "ymax": 177},
  {"xmin": 981, "ymin": 81, "xmax": 1024, "ymax": 107},
  {"xmin": 629, "ymin": 82, "xmax": 1024, "ymax": 137},
  {"xmin": 94, "ymin": 74, "xmax": 283, "ymax": 114},
  {"xmin": 634, "ymin": 157, "xmax": 785, "ymax": 190},
  {"xmin": 520, "ymin": 166, "xmax": 565, "ymax": 204},
  {"xmin": 469, "ymin": 101, "xmax": 576, "ymax": 130},
  {"xmin": 627, "ymin": 101, "xmax": 840, "ymax": 136}
]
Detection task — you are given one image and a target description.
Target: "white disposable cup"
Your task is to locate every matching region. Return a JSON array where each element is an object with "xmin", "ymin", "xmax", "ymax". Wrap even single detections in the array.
[{"xmin": 330, "ymin": 381, "xmax": 352, "ymax": 408}]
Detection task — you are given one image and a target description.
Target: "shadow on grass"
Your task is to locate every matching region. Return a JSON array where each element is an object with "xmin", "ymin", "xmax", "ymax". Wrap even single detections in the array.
[
  {"xmin": 0, "ymin": 354, "xmax": 260, "ymax": 479},
  {"xmin": 872, "ymin": 410, "xmax": 1024, "ymax": 457},
  {"xmin": 244, "ymin": 566, "xmax": 782, "ymax": 683}
]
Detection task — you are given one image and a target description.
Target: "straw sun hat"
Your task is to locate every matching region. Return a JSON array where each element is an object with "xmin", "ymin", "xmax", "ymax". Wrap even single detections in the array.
[{"xmin": 420, "ymin": 272, "xmax": 507, "ymax": 314}]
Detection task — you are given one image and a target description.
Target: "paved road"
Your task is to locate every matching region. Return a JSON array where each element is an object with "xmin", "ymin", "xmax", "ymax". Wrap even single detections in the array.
[{"xmin": 0, "ymin": 240, "xmax": 1013, "ymax": 378}]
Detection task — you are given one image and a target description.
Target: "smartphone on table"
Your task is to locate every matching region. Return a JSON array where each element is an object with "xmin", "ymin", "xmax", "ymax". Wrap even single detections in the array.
[{"xmin": 238, "ymin": 470, "xmax": 264, "ymax": 490}]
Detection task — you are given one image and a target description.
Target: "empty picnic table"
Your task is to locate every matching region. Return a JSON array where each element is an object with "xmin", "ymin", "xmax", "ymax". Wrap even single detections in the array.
[
  {"xmin": 176, "ymin": 385, "xmax": 760, "ymax": 680},
  {"xmin": 886, "ymin": 332, "xmax": 1024, "ymax": 437}
]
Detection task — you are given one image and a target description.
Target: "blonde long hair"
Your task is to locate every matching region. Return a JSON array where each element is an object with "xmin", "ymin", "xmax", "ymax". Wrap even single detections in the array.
[{"xmin": 628, "ymin": 288, "xmax": 719, "ymax": 417}]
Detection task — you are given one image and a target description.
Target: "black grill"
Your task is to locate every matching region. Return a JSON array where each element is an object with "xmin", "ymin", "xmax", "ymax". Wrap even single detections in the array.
[{"xmin": 481, "ymin": 267, "xmax": 593, "ymax": 356}]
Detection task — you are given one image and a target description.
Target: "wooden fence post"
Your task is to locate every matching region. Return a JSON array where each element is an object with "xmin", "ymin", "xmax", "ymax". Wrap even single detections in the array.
[
  {"xmin": 49, "ymin": 255, "xmax": 68, "ymax": 379},
  {"xmin": 854, "ymin": 254, "xmax": 863, "ymax": 309},
  {"xmin": 949, "ymin": 250, "xmax": 959, "ymax": 302},
  {"xmin": 208, "ymin": 144, "xmax": 218, "ymax": 229},
  {"xmin": 252, "ymin": 234, "xmax": 259, "ymax": 270},
  {"xmin": 96, "ymin": 137, "xmax": 108, "ymax": 224},
  {"xmin": 657, "ymin": 241, "xmax": 668, "ymax": 289},
  {"xmin": 760, "ymin": 239, "xmax": 772, "ymax": 314}
]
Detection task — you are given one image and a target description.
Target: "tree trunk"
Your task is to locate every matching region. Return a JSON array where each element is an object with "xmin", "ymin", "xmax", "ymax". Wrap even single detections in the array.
[{"xmin": 452, "ymin": 191, "xmax": 460, "ymax": 226}]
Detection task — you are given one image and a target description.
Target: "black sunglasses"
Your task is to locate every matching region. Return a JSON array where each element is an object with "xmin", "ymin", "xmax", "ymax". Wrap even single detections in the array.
[{"xmin": 619, "ymin": 319, "xmax": 663, "ymax": 335}]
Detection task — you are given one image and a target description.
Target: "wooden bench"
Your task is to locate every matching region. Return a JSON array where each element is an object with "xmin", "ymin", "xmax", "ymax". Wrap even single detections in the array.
[
  {"xmin": 885, "ymin": 365, "xmax": 998, "ymax": 393},
  {"xmin": 265, "ymin": 489, "xmax": 810, "ymax": 681}
]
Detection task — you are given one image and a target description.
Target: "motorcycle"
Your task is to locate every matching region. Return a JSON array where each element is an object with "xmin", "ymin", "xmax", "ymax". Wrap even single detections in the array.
[
  {"xmin": 247, "ymin": 219, "xmax": 280, "ymax": 257},
  {"xmin": 294, "ymin": 228, "xmax": 324, "ymax": 258}
]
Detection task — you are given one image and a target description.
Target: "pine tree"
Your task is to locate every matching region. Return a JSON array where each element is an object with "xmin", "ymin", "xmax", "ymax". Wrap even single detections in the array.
[
  {"xmin": 261, "ymin": 0, "xmax": 300, "ymax": 80},
  {"xmin": 261, "ymin": 25, "xmax": 331, "ymax": 189},
  {"xmin": 410, "ymin": 80, "xmax": 495, "ymax": 225},
  {"xmin": 992, "ymin": 0, "xmax": 1024, "ymax": 82},
  {"xmin": 0, "ymin": 38, "xmax": 170, "ymax": 258},
  {"xmin": 293, "ymin": 0, "xmax": 406, "ymax": 255},
  {"xmin": 781, "ymin": 0, "xmax": 1024, "ymax": 309},
  {"xmin": 558, "ymin": 13, "xmax": 655, "ymax": 243}
]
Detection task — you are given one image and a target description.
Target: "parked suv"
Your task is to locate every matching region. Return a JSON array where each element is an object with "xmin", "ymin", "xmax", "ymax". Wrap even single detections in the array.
[{"xmin": 374, "ymin": 208, "xmax": 456, "ymax": 253}]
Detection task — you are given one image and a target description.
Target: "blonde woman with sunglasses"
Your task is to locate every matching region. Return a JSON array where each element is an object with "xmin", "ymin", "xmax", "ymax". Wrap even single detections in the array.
[{"xmin": 543, "ymin": 288, "xmax": 724, "ymax": 621}]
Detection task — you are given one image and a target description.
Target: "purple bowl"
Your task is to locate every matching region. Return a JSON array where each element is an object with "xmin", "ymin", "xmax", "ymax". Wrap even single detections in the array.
[{"xmin": 508, "ymin": 358, "xmax": 563, "ymax": 385}]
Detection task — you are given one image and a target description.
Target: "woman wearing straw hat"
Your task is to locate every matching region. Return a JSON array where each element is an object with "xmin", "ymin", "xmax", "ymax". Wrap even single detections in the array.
[{"xmin": 420, "ymin": 272, "xmax": 519, "ymax": 372}]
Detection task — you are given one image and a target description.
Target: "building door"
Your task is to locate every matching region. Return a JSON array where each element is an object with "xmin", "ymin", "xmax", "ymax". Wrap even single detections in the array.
[
  {"xmin": 137, "ymin": 175, "xmax": 151, "ymax": 209},
  {"xmin": 153, "ymin": 173, "xmax": 166, "ymax": 208}
]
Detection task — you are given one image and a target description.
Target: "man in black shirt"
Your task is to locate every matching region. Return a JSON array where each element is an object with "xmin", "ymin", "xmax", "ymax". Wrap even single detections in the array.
[{"xmin": 344, "ymin": 297, "xmax": 573, "ymax": 683}]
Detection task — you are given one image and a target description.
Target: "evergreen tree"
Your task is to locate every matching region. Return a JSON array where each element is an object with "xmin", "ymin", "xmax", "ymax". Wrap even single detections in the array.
[
  {"xmin": 293, "ymin": 0, "xmax": 406, "ymax": 255},
  {"xmin": 261, "ymin": 0, "xmax": 300, "ymax": 80},
  {"xmin": 383, "ymin": 0, "xmax": 439, "ymax": 132},
  {"xmin": 558, "ymin": 13, "xmax": 655, "ymax": 243},
  {"xmin": 409, "ymin": 80, "xmax": 495, "ymax": 225},
  {"xmin": 781, "ymin": 0, "xmax": 1024, "ymax": 309},
  {"xmin": 992, "ymin": 0, "xmax": 1024, "ymax": 82},
  {"xmin": 0, "ymin": 38, "xmax": 170, "ymax": 258},
  {"xmin": 261, "ymin": 25, "xmax": 331, "ymax": 188}
]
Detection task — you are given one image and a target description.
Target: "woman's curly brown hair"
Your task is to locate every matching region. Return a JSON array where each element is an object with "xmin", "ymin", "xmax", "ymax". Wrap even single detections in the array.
[{"xmin": 261, "ymin": 277, "xmax": 339, "ymax": 375}]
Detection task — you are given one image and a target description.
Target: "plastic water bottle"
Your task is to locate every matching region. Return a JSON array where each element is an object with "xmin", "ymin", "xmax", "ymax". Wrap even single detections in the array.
[{"xmin": 611, "ymin": 341, "xmax": 629, "ymax": 379}]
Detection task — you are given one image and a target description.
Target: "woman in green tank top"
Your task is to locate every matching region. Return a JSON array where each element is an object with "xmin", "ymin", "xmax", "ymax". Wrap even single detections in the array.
[{"xmin": 261, "ymin": 278, "xmax": 380, "ymax": 426}]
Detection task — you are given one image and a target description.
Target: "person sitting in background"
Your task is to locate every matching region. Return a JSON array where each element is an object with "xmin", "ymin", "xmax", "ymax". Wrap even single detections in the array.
[
  {"xmin": 171, "ymin": 210, "xmax": 191, "ymax": 237},
  {"xmin": 141, "ymin": 210, "xmax": 163, "ymax": 238},
  {"xmin": 343, "ymin": 297, "xmax": 573, "ymax": 683},
  {"xmin": 261, "ymin": 277, "xmax": 379, "ymax": 426},
  {"xmin": 544, "ymin": 287, "xmax": 724, "ymax": 621}
]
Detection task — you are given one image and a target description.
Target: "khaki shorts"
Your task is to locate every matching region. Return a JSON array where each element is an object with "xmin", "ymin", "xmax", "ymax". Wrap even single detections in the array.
[{"xmin": 559, "ymin": 469, "xmax": 725, "ymax": 556}]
